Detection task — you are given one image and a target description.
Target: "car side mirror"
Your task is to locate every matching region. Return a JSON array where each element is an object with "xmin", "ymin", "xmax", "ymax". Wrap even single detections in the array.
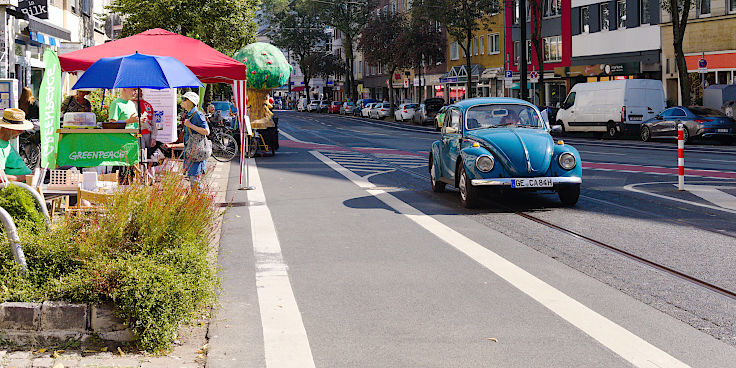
[{"xmin": 443, "ymin": 127, "xmax": 458, "ymax": 134}]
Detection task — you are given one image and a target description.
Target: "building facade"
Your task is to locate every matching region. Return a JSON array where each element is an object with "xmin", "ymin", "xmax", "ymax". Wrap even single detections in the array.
[{"xmin": 660, "ymin": 0, "xmax": 736, "ymax": 105}]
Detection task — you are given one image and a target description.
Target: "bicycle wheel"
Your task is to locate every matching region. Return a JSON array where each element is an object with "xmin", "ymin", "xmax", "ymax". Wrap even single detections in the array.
[
  {"xmin": 211, "ymin": 132, "xmax": 238, "ymax": 162},
  {"xmin": 20, "ymin": 142, "xmax": 40, "ymax": 169},
  {"xmin": 244, "ymin": 135, "xmax": 258, "ymax": 158}
]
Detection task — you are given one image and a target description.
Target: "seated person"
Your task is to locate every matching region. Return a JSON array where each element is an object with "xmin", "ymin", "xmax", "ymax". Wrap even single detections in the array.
[
  {"xmin": 0, "ymin": 108, "xmax": 33, "ymax": 183},
  {"xmin": 500, "ymin": 110, "xmax": 521, "ymax": 126}
]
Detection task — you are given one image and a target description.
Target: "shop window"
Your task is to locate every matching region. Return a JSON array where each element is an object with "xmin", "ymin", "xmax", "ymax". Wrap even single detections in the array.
[
  {"xmin": 640, "ymin": 0, "xmax": 650, "ymax": 24},
  {"xmin": 699, "ymin": 0, "xmax": 710, "ymax": 15},
  {"xmin": 617, "ymin": 0, "xmax": 626, "ymax": 29},
  {"xmin": 513, "ymin": 0, "xmax": 520, "ymax": 24},
  {"xmin": 730, "ymin": 0, "xmax": 736, "ymax": 13},
  {"xmin": 600, "ymin": 3, "xmax": 609, "ymax": 30},
  {"xmin": 581, "ymin": 6, "xmax": 590, "ymax": 33}
]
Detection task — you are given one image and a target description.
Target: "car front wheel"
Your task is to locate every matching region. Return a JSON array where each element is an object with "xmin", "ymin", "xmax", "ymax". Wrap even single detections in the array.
[
  {"xmin": 458, "ymin": 166, "xmax": 478, "ymax": 208},
  {"xmin": 558, "ymin": 184, "xmax": 580, "ymax": 206}
]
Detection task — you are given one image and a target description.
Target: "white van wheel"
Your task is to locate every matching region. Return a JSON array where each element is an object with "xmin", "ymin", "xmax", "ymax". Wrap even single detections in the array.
[{"xmin": 606, "ymin": 122, "xmax": 619, "ymax": 138}]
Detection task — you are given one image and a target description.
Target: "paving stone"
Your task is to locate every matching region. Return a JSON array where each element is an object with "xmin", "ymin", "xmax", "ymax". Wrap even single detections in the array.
[
  {"xmin": 53, "ymin": 360, "xmax": 81, "ymax": 368},
  {"xmin": 41, "ymin": 302, "xmax": 87, "ymax": 332},
  {"xmin": 5, "ymin": 359, "xmax": 32, "ymax": 368},
  {"xmin": 6, "ymin": 351, "xmax": 32, "ymax": 360},
  {"xmin": 0, "ymin": 302, "xmax": 41, "ymax": 330},
  {"xmin": 31, "ymin": 357, "xmax": 55, "ymax": 367},
  {"xmin": 78, "ymin": 357, "xmax": 140, "ymax": 367}
]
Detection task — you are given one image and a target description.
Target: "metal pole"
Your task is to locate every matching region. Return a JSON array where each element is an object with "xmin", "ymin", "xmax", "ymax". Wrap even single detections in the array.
[
  {"xmin": 0, "ymin": 207, "xmax": 27, "ymax": 274},
  {"xmin": 678, "ymin": 123, "xmax": 685, "ymax": 191},
  {"xmin": 520, "ymin": 0, "xmax": 528, "ymax": 101},
  {"xmin": 239, "ymin": 135, "xmax": 255, "ymax": 190}
]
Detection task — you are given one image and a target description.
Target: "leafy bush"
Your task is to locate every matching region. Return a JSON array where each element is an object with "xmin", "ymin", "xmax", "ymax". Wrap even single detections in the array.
[
  {"xmin": 0, "ymin": 185, "xmax": 46, "ymax": 232},
  {"xmin": 0, "ymin": 173, "xmax": 220, "ymax": 352}
]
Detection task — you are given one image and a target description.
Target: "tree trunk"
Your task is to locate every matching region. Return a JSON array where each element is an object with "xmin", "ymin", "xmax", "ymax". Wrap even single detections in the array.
[
  {"xmin": 343, "ymin": 35, "xmax": 354, "ymax": 101},
  {"xmin": 304, "ymin": 75, "xmax": 311, "ymax": 103},
  {"xmin": 536, "ymin": 39, "xmax": 545, "ymax": 106},
  {"xmin": 466, "ymin": 32, "xmax": 473, "ymax": 100},
  {"xmin": 418, "ymin": 63, "xmax": 423, "ymax": 103},
  {"xmin": 674, "ymin": 41, "xmax": 690, "ymax": 106},
  {"xmin": 388, "ymin": 66, "xmax": 397, "ymax": 118}
]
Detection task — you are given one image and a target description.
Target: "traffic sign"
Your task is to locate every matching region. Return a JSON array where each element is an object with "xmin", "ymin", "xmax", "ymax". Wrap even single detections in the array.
[
  {"xmin": 698, "ymin": 58, "xmax": 708, "ymax": 74},
  {"xmin": 403, "ymin": 79, "xmax": 409, "ymax": 88},
  {"xmin": 504, "ymin": 70, "xmax": 513, "ymax": 80},
  {"xmin": 529, "ymin": 71, "xmax": 539, "ymax": 83}
]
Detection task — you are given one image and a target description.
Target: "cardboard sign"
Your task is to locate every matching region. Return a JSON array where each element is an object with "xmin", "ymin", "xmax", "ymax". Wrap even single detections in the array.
[{"xmin": 141, "ymin": 88, "xmax": 177, "ymax": 143}]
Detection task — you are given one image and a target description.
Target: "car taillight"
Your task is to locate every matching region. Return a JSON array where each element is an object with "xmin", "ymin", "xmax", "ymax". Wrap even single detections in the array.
[
  {"xmin": 695, "ymin": 119, "xmax": 708, "ymax": 123},
  {"xmin": 621, "ymin": 106, "xmax": 626, "ymax": 123},
  {"xmin": 403, "ymin": 110, "xmax": 407, "ymax": 113}
]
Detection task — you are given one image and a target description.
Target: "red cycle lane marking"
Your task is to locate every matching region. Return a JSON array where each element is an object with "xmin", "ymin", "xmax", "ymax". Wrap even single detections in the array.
[{"xmin": 584, "ymin": 162, "xmax": 736, "ymax": 179}]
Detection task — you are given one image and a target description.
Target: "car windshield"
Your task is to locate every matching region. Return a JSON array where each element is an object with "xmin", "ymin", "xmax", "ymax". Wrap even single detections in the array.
[
  {"xmin": 689, "ymin": 107, "xmax": 724, "ymax": 117},
  {"xmin": 465, "ymin": 104, "xmax": 544, "ymax": 130}
]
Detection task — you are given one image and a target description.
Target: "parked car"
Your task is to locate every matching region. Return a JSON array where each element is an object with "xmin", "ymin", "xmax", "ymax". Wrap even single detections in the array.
[
  {"xmin": 328, "ymin": 101, "xmax": 342, "ymax": 114},
  {"xmin": 341, "ymin": 101, "xmax": 356, "ymax": 115},
  {"xmin": 413, "ymin": 97, "xmax": 446, "ymax": 125},
  {"xmin": 430, "ymin": 97, "xmax": 582, "ymax": 208},
  {"xmin": 307, "ymin": 100, "xmax": 320, "ymax": 112},
  {"xmin": 361, "ymin": 102, "xmax": 377, "ymax": 117},
  {"xmin": 297, "ymin": 98, "xmax": 308, "ymax": 112},
  {"xmin": 556, "ymin": 79, "xmax": 666, "ymax": 138},
  {"xmin": 318, "ymin": 100, "xmax": 330, "ymax": 112},
  {"xmin": 211, "ymin": 101, "xmax": 235, "ymax": 127},
  {"xmin": 639, "ymin": 106, "xmax": 736, "ymax": 144},
  {"xmin": 394, "ymin": 103, "xmax": 419, "ymax": 121},
  {"xmin": 370, "ymin": 103, "xmax": 391, "ymax": 119},
  {"xmin": 430, "ymin": 105, "xmax": 448, "ymax": 131}
]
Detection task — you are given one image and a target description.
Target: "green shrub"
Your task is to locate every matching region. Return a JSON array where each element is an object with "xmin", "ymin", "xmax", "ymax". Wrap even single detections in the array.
[
  {"xmin": 0, "ymin": 172, "xmax": 220, "ymax": 352},
  {"xmin": 0, "ymin": 185, "xmax": 46, "ymax": 232}
]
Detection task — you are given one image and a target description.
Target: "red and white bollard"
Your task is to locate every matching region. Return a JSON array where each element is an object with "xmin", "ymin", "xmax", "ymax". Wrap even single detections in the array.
[{"xmin": 678, "ymin": 123, "xmax": 685, "ymax": 191}]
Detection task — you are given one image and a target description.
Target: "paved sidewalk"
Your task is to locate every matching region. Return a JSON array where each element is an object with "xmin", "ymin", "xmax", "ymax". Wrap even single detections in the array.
[{"xmin": 0, "ymin": 159, "xmax": 230, "ymax": 368}]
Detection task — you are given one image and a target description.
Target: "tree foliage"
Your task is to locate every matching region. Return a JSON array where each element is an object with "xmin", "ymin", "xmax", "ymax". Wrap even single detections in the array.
[
  {"xmin": 414, "ymin": 0, "xmax": 501, "ymax": 98},
  {"xmin": 359, "ymin": 12, "xmax": 408, "ymax": 112},
  {"xmin": 107, "ymin": 0, "xmax": 258, "ymax": 55},
  {"xmin": 302, "ymin": 0, "xmax": 376, "ymax": 100}
]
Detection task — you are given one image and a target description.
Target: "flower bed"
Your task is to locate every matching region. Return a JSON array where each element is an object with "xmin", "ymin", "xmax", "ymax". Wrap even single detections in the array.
[{"xmin": 0, "ymin": 173, "xmax": 220, "ymax": 352}]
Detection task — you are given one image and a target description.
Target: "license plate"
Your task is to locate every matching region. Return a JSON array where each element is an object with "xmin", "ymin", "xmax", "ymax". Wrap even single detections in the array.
[
  {"xmin": 511, "ymin": 178, "xmax": 554, "ymax": 188},
  {"xmin": 717, "ymin": 128, "xmax": 729, "ymax": 133},
  {"xmin": 629, "ymin": 116, "xmax": 643, "ymax": 121}
]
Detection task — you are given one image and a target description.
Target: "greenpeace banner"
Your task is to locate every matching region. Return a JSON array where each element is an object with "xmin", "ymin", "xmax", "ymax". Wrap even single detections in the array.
[
  {"xmin": 39, "ymin": 48, "xmax": 61, "ymax": 168},
  {"xmin": 56, "ymin": 133, "xmax": 139, "ymax": 167}
]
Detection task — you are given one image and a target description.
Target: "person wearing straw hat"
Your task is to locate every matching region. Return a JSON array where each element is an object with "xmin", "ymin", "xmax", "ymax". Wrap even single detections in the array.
[
  {"xmin": 164, "ymin": 92, "xmax": 209, "ymax": 189},
  {"xmin": 0, "ymin": 108, "xmax": 33, "ymax": 183}
]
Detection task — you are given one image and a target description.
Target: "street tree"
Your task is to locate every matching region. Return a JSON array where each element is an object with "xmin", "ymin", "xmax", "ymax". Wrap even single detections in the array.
[
  {"xmin": 527, "ymin": 0, "xmax": 546, "ymax": 105},
  {"xmin": 413, "ymin": 0, "xmax": 501, "ymax": 99},
  {"xmin": 303, "ymin": 0, "xmax": 376, "ymax": 101},
  {"xmin": 264, "ymin": 1, "xmax": 330, "ymax": 102},
  {"xmin": 359, "ymin": 11, "xmax": 408, "ymax": 116},
  {"xmin": 404, "ymin": 18, "xmax": 446, "ymax": 103},
  {"xmin": 661, "ymin": 0, "xmax": 694, "ymax": 105},
  {"xmin": 107, "ymin": 0, "xmax": 258, "ymax": 55}
]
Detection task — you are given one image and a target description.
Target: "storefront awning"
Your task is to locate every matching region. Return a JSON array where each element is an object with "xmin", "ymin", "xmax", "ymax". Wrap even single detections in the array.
[
  {"xmin": 685, "ymin": 53, "xmax": 736, "ymax": 71},
  {"xmin": 27, "ymin": 15, "xmax": 71, "ymax": 42},
  {"xmin": 291, "ymin": 86, "xmax": 305, "ymax": 92}
]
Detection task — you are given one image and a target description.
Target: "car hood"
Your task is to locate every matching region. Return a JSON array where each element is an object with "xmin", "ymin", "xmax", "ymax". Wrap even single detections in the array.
[{"xmin": 467, "ymin": 128, "xmax": 554, "ymax": 177}]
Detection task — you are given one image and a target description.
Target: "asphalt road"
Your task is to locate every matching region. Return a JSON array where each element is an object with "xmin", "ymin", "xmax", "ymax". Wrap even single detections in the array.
[{"xmin": 207, "ymin": 111, "xmax": 736, "ymax": 368}]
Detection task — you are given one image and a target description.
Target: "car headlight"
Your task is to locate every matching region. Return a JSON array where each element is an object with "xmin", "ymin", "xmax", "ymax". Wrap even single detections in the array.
[
  {"xmin": 559, "ymin": 152, "xmax": 576, "ymax": 170},
  {"xmin": 475, "ymin": 155, "xmax": 495, "ymax": 172}
]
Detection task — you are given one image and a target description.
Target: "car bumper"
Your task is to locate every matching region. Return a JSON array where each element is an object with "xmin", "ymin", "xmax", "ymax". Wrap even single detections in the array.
[{"xmin": 471, "ymin": 176, "xmax": 582, "ymax": 186}]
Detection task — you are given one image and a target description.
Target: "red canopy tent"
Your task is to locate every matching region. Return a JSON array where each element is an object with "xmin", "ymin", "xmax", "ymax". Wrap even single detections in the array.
[
  {"xmin": 59, "ymin": 28, "xmax": 253, "ymax": 188},
  {"xmin": 58, "ymin": 28, "xmax": 246, "ymax": 83}
]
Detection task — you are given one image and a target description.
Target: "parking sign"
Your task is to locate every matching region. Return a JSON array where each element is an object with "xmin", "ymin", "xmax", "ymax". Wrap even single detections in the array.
[{"xmin": 505, "ymin": 70, "xmax": 513, "ymax": 80}]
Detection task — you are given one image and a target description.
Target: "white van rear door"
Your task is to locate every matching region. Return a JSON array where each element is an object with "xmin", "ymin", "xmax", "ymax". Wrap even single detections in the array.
[{"xmin": 625, "ymin": 88, "xmax": 649, "ymax": 123}]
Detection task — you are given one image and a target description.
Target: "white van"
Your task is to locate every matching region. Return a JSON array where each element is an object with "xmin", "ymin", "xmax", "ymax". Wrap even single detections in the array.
[
  {"xmin": 297, "ymin": 97, "xmax": 308, "ymax": 112},
  {"xmin": 555, "ymin": 80, "xmax": 666, "ymax": 137}
]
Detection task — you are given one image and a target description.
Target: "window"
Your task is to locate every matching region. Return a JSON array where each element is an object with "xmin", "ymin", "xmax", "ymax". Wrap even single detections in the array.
[
  {"xmin": 515, "ymin": 41, "xmax": 531, "ymax": 64},
  {"xmin": 544, "ymin": 0, "xmax": 561, "ymax": 17},
  {"xmin": 480, "ymin": 36, "xmax": 484, "ymax": 55},
  {"xmin": 488, "ymin": 33, "xmax": 500, "ymax": 54},
  {"xmin": 671, "ymin": 108, "xmax": 687, "ymax": 117},
  {"xmin": 81, "ymin": 0, "xmax": 91, "ymax": 15},
  {"xmin": 514, "ymin": 41, "xmax": 520, "ymax": 64},
  {"xmin": 448, "ymin": 109, "xmax": 461, "ymax": 130},
  {"xmin": 563, "ymin": 92, "xmax": 576, "ymax": 108},
  {"xmin": 473, "ymin": 37, "xmax": 479, "ymax": 56},
  {"xmin": 617, "ymin": 0, "xmax": 626, "ymax": 28},
  {"xmin": 640, "ymin": 0, "xmax": 650, "ymax": 23},
  {"xmin": 699, "ymin": 0, "xmax": 710, "ymax": 15},
  {"xmin": 600, "ymin": 3, "xmax": 609, "ymax": 30},
  {"xmin": 731, "ymin": 0, "xmax": 736, "ymax": 12},
  {"xmin": 450, "ymin": 42, "xmax": 459, "ymax": 60},
  {"xmin": 543, "ymin": 36, "xmax": 562, "ymax": 62},
  {"xmin": 581, "ymin": 6, "xmax": 590, "ymax": 33},
  {"xmin": 513, "ymin": 0, "xmax": 520, "ymax": 24}
]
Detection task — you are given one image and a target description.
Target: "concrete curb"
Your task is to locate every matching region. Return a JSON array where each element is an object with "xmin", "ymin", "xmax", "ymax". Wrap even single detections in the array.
[{"xmin": 0, "ymin": 302, "xmax": 132, "ymax": 345}]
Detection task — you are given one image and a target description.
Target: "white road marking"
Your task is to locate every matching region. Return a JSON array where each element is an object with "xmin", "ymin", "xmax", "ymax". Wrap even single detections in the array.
[
  {"xmin": 578, "ymin": 150, "xmax": 627, "ymax": 156},
  {"xmin": 673, "ymin": 184, "xmax": 736, "ymax": 211},
  {"xmin": 311, "ymin": 150, "xmax": 690, "ymax": 368},
  {"xmin": 247, "ymin": 161, "xmax": 316, "ymax": 368},
  {"xmin": 279, "ymin": 130, "xmax": 311, "ymax": 144},
  {"xmin": 625, "ymin": 182, "xmax": 736, "ymax": 215},
  {"xmin": 700, "ymin": 158, "xmax": 736, "ymax": 163}
]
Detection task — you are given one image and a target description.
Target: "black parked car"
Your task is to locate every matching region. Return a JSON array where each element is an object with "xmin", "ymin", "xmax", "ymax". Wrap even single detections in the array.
[
  {"xmin": 639, "ymin": 106, "xmax": 736, "ymax": 144},
  {"xmin": 413, "ymin": 97, "xmax": 446, "ymax": 125}
]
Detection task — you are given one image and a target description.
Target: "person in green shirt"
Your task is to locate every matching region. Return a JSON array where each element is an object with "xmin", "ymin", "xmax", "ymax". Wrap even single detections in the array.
[
  {"xmin": 0, "ymin": 108, "xmax": 33, "ymax": 183},
  {"xmin": 108, "ymin": 88, "xmax": 141, "ymax": 129}
]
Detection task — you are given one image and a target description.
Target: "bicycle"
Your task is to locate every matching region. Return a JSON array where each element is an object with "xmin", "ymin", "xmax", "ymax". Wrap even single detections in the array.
[
  {"xmin": 19, "ymin": 128, "xmax": 40, "ymax": 169},
  {"xmin": 206, "ymin": 113, "xmax": 238, "ymax": 162}
]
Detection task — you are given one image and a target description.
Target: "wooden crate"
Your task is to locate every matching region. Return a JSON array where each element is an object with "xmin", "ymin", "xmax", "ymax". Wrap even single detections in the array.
[{"xmin": 47, "ymin": 170, "xmax": 80, "ymax": 190}]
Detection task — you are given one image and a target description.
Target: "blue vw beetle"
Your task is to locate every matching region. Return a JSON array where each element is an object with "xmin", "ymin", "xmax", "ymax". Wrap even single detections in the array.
[{"xmin": 429, "ymin": 98, "xmax": 582, "ymax": 208}]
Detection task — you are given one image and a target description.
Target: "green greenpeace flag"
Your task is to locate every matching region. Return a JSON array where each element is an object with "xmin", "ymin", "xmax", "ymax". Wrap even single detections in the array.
[
  {"xmin": 56, "ymin": 133, "xmax": 139, "ymax": 167},
  {"xmin": 39, "ymin": 48, "xmax": 62, "ymax": 169}
]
